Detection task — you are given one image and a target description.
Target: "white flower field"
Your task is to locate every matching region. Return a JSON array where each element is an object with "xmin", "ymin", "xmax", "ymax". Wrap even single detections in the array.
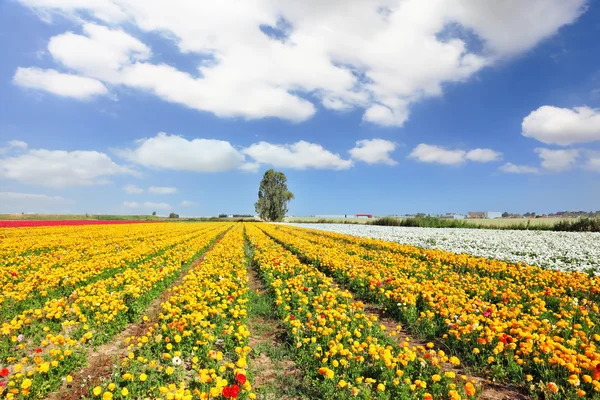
[{"xmin": 287, "ymin": 223, "xmax": 600, "ymax": 274}]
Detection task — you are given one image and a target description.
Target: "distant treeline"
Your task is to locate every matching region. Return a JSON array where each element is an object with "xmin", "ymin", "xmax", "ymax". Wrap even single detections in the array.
[{"xmin": 368, "ymin": 216, "xmax": 600, "ymax": 232}]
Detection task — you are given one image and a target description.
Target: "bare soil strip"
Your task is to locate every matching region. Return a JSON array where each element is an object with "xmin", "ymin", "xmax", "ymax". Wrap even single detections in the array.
[
  {"xmin": 47, "ymin": 232, "xmax": 228, "ymax": 400},
  {"xmin": 246, "ymin": 262, "xmax": 303, "ymax": 400},
  {"xmin": 333, "ymin": 280, "xmax": 529, "ymax": 400}
]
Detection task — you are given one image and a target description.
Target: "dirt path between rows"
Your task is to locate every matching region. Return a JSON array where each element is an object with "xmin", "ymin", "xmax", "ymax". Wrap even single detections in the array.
[
  {"xmin": 47, "ymin": 233, "xmax": 227, "ymax": 400},
  {"xmin": 246, "ymin": 262, "xmax": 302, "ymax": 400},
  {"xmin": 332, "ymin": 280, "xmax": 528, "ymax": 400}
]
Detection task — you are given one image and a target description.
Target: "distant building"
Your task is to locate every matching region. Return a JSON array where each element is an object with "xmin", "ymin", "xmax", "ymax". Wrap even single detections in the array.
[
  {"xmin": 355, "ymin": 214, "xmax": 373, "ymax": 218},
  {"xmin": 467, "ymin": 211, "xmax": 502, "ymax": 219},
  {"xmin": 468, "ymin": 211, "xmax": 486, "ymax": 219}
]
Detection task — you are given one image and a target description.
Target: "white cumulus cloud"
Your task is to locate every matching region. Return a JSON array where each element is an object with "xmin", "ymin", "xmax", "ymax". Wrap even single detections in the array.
[
  {"xmin": 119, "ymin": 132, "xmax": 246, "ymax": 172},
  {"xmin": 14, "ymin": 0, "xmax": 586, "ymax": 126},
  {"xmin": 349, "ymin": 139, "xmax": 397, "ymax": 165},
  {"xmin": 123, "ymin": 201, "xmax": 171, "ymax": 210},
  {"xmin": 0, "ymin": 192, "xmax": 72, "ymax": 213},
  {"xmin": 13, "ymin": 67, "xmax": 108, "ymax": 99},
  {"xmin": 535, "ymin": 148, "xmax": 580, "ymax": 171},
  {"xmin": 123, "ymin": 184, "xmax": 143, "ymax": 194},
  {"xmin": 180, "ymin": 200, "xmax": 198, "ymax": 207},
  {"xmin": 148, "ymin": 186, "xmax": 177, "ymax": 194},
  {"xmin": 409, "ymin": 144, "xmax": 501, "ymax": 166},
  {"xmin": 499, "ymin": 162, "xmax": 540, "ymax": 174},
  {"xmin": 0, "ymin": 148, "xmax": 136, "ymax": 187},
  {"xmin": 465, "ymin": 148, "xmax": 503, "ymax": 162},
  {"xmin": 522, "ymin": 105, "xmax": 600, "ymax": 145},
  {"xmin": 0, "ymin": 140, "xmax": 29, "ymax": 155},
  {"xmin": 243, "ymin": 141, "xmax": 352, "ymax": 170}
]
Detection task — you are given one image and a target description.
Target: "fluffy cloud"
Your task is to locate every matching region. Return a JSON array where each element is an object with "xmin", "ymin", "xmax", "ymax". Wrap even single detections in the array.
[
  {"xmin": 499, "ymin": 162, "xmax": 540, "ymax": 174},
  {"xmin": 123, "ymin": 184, "xmax": 143, "ymax": 194},
  {"xmin": 349, "ymin": 139, "xmax": 397, "ymax": 165},
  {"xmin": 409, "ymin": 144, "xmax": 466, "ymax": 165},
  {"xmin": 148, "ymin": 186, "xmax": 177, "ymax": 194},
  {"xmin": 180, "ymin": 200, "xmax": 198, "ymax": 207},
  {"xmin": 0, "ymin": 148, "xmax": 135, "ymax": 187},
  {"xmin": 119, "ymin": 132, "xmax": 246, "ymax": 172},
  {"xmin": 0, "ymin": 192, "xmax": 72, "ymax": 213},
  {"xmin": 465, "ymin": 148, "xmax": 503, "ymax": 162},
  {"xmin": 535, "ymin": 148, "xmax": 580, "ymax": 171},
  {"xmin": 522, "ymin": 106, "xmax": 600, "ymax": 145},
  {"xmin": 0, "ymin": 140, "xmax": 28, "ymax": 155},
  {"xmin": 13, "ymin": 67, "xmax": 108, "ymax": 99},
  {"xmin": 123, "ymin": 201, "xmax": 171, "ymax": 210},
  {"xmin": 15, "ymin": 0, "xmax": 586, "ymax": 125},
  {"xmin": 409, "ymin": 144, "xmax": 501, "ymax": 165},
  {"xmin": 586, "ymin": 153, "xmax": 600, "ymax": 171},
  {"xmin": 243, "ymin": 141, "xmax": 352, "ymax": 170}
]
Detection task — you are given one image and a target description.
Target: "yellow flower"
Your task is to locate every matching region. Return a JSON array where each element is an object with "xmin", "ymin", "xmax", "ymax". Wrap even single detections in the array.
[
  {"xmin": 139, "ymin": 373, "xmax": 147, "ymax": 382},
  {"xmin": 102, "ymin": 392, "xmax": 113, "ymax": 400},
  {"xmin": 21, "ymin": 379, "xmax": 32, "ymax": 389},
  {"xmin": 338, "ymin": 380, "xmax": 347, "ymax": 388},
  {"xmin": 121, "ymin": 388, "xmax": 129, "ymax": 396},
  {"xmin": 93, "ymin": 387, "xmax": 102, "ymax": 396},
  {"xmin": 166, "ymin": 366, "xmax": 174, "ymax": 375}
]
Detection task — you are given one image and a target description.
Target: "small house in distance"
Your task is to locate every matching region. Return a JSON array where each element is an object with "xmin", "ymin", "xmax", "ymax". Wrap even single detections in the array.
[
  {"xmin": 468, "ymin": 211, "xmax": 502, "ymax": 219},
  {"xmin": 355, "ymin": 214, "xmax": 373, "ymax": 218}
]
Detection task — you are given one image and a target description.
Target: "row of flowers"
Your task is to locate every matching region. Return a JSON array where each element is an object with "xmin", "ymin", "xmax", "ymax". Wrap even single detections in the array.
[
  {"xmin": 246, "ymin": 224, "xmax": 475, "ymax": 400},
  {"xmin": 0, "ymin": 223, "xmax": 230, "ymax": 399},
  {"xmin": 89, "ymin": 224, "xmax": 254, "ymax": 400},
  {"xmin": 1, "ymin": 223, "xmax": 218, "ymax": 319},
  {"xmin": 286, "ymin": 223, "xmax": 600, "ymax": 273},
  {"xmin": 264, "ymin": 224, "xmax": 600, "ymax": 399}
]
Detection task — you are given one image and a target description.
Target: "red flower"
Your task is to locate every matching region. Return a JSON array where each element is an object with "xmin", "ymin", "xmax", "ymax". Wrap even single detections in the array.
[
  {"xmin": 222, "ymin": 386, "xmax": 231, "ymax": 398},
  {"xmin": 236, "ymin": 373, "xmax": 247, "ymax": 385},
  {"xmin": 0, "ymin": 368, "xmax": 9, "ymax": 377},
  {"xmin": 385, "ymin": 278, "xmax": 392, "ymax": 283},
  {"xmin": 230, "ymin": 385, "xmax": 240, "ymax": 398},
  {"xmin": 376, "ymin": 282, "xmax": 382, "ymax": 287},
  {"xmin": 289, "ymin": 315, "xmax": 295, "ymax": 320},
  {"xmin": 303, "ymin": 287, "xmax": 309, "ymax": 292},
  {"xmin": 222, "ymin": 384, "xmax": 240, "ymax": 398},
  {"xmin": 11, "ymin": 272, "xmax": 17, "ymax": 277},
  {"xmin": 596, "ymin": 363, "xmax": 600, "ymax": 372},
  {"xmin": 503, "ymin": 298, "xmax": 509, "ymax": 304},
  {"xmin": 34, "ymin": 348, "xmax": 42, "ymax": 354}
]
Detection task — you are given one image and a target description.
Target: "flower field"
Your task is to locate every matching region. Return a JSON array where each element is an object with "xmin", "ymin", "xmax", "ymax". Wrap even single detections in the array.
[
  {"xmin": 287, "ymin": 224, "xmax": 600, "ymax": 274},
  {"xmin": 1, "ymin": 222, "xmax": 599, "ymax": 399}
]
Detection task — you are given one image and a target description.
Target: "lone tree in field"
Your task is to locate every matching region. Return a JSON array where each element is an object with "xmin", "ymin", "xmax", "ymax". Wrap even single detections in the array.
[{"xmin": 255, "ymin": 169, "xmax": 294, "ymax": 221}]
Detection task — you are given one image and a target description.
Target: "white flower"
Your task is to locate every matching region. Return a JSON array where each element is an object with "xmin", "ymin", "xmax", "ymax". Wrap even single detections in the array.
[
  {"xmin": 172, "ymin": 356, "xmax": 182, "ymax": 366},
  {"xmin": 17, "ymin": 334, "xmax": 24, "ymax": 342}
]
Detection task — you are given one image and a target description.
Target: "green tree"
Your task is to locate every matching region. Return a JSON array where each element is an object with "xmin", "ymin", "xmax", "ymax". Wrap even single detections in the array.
[{"xmin": 255, "ymin": 169, "xmax": 294, "ymax": 221}]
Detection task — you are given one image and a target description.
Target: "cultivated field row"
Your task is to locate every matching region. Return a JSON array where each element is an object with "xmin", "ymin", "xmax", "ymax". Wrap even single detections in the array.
[{"xmin": 0, "ymin": 222, "xmax": 598, "ymax": 399}]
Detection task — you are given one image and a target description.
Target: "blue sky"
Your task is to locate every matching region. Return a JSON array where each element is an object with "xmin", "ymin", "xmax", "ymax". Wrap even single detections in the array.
[{"xmin": 0, "ymin": 0, "xmax": 599, "ymax": 216}]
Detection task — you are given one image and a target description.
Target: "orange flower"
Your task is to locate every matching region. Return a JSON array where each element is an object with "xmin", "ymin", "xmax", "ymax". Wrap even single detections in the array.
[
  {"xmin": 547, "ymin": 382, "xmax": 559, "ymax": 394},
  {"xmin": 465, "ymin": 382, "xmax": 476, "ymax": 396}
]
